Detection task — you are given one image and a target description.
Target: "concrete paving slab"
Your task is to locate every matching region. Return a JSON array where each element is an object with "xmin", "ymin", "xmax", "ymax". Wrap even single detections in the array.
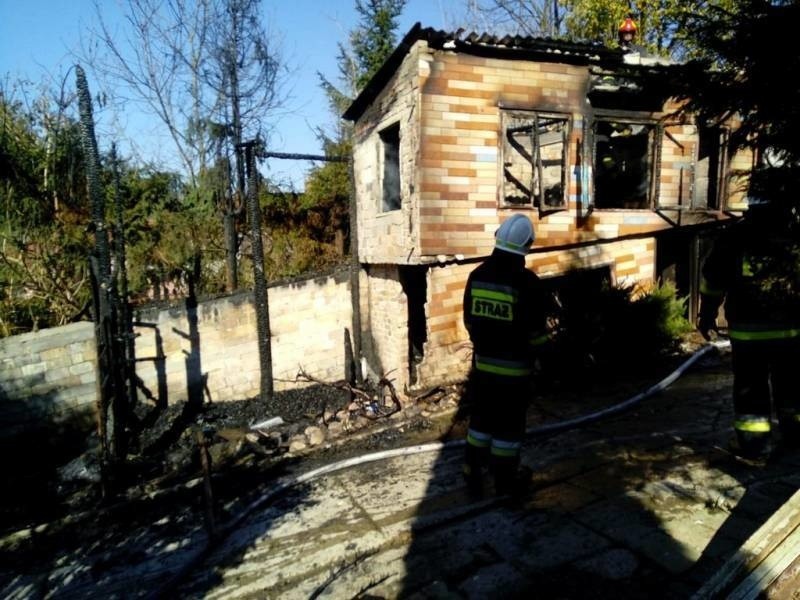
[
  {"xmin": 508, "ymin": 516, "xmax": 612, "ymax": 571},
  {"xmin": 457, "ymin": 562, "xmax": 533, "ymax": 599},
  {"xmin": 527, "ymin": 480, "xmax": 602, "ymax": 513},
  {"xmin": 575, "ymin": 547, "xmax": 640, "ymax": 580}
]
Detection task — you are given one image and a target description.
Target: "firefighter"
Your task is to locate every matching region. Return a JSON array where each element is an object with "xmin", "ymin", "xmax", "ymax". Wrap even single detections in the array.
[
  {"xmin": 698, "ymin": 197, "xmax": 800, "ymax": 460},
  {"xmin": 618, "ymin": 16, "xmax": 638, "ymax": 51},
  {"xmin": 462, "ymin": 213, "xmax": 551, "ymax": 496}
]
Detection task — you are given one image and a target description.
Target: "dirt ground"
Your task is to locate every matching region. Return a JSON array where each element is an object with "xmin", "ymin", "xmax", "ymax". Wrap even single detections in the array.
[{"xmin": 0, "ymin": 334, "xmax": 714, "ymax": 591}]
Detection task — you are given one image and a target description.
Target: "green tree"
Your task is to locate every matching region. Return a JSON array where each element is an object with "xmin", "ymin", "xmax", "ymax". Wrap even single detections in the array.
[
  {"xmin": 0, "ymin": 79, "xmax": 93, "ymax": 336},
  {"xmin": 120, "ymin": 166, "xmax": 225, "ymax": 300},
  {"xmin": 675, "ymin": 0, "xmax": 800, "ymax": 332},
  {"xmin": 676, "ymin": 0, "xmax": 800, "ymax": 173},
  {"xmin": 350, "ymin": 0, "xmax": 409, "ymax": 89},
  {"xmin": 0, "ymin": 74, "xmax": 228, "ymax": 336},
  {"xmin": 463, "ymin": 0, "xmax": 736, "ymax": 59}
]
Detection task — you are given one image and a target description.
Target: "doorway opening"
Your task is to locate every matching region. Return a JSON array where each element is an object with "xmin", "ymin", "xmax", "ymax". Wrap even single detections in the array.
[{"xmin": 399, "ymin": 266, "xmax": 428, "ymax": 384}]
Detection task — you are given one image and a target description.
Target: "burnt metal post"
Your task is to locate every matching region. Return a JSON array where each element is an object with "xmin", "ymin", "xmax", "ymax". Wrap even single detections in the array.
[
  {"xmin": 347, "ymin": 157, "xmax": 363, "ymax": 384},
  {"xmin": 241, "ymin": 140, "xmax": 273, "ymax": 403},
  {"xmin": 260, "ymin": 151, "xmax": 363, "ymax": 384},
  {"xmin": 222, "ymin": 172, "xmax": 242, "ymax": 292}
]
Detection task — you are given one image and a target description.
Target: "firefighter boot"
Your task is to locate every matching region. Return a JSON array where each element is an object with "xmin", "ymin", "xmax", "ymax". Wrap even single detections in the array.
[
  {"xmin": 733, "ymin": 430, "xmax": 772, "ymax": 462},
  {"xmin": 491, "ymin": 455, "xmax": 530, "ymax": 499},
  {"xmin": 463, "ymin": 444, "xmax": 488, "ymax": 499}
]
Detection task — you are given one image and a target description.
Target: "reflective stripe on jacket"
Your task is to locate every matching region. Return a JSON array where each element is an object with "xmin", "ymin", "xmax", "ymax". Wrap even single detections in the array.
[{"xmin": 464, "ymin": 250, "xmax": 552, "ymax": 374}]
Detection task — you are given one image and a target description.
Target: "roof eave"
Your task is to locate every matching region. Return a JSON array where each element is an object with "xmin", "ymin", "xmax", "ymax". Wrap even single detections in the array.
[{"xmin": 341, "ymin": 24, "xmax": 673, "ymax": 123}]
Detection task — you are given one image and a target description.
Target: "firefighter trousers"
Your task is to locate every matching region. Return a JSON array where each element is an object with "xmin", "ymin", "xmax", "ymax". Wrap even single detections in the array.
[
  {"xmin": 463, "ymin": 368, "xmax": 529, "ymax": 494},
  {"xmin": 731, "ymin": 336, "xmax": 800, "ymax": 451}
]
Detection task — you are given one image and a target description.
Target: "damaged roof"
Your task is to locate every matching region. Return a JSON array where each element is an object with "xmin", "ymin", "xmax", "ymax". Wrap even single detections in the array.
[{"xmin": 343, "ymin": 22, "xmax": 626, "ymax": 122}]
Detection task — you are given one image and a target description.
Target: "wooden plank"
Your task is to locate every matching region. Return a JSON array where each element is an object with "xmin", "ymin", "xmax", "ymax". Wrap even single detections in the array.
[
  {"xmin": 692, "ymin": 488, "xmax": 800, "ymax": 599},
  {"xmin": 728, "ymin": 525, "xmax": 800, "ymax": 599}
]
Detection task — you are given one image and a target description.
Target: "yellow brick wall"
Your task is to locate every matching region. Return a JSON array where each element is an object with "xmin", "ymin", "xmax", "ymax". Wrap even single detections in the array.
[
  {"xmin": 414, "ymin": 50, "xmax": 721, "ymax": 259},
  {"xmin": 133, "ymin": 273, "xmax": 352, "ymax": 401},
  {"xmin": 1, "ymin": 273, "xmax": 355, "ymax": 435},
  {"xmin": 413, "ymin": 262, "xmax": 474, "ymax": 387},
  {"xmin": 352, "ymin": 44, "xmax": 425, "ymax": 265}
]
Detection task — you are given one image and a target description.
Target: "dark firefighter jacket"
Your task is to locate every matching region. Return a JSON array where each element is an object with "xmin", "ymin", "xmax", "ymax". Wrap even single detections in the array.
[
  {"xmin": 700, "ymin": 207, "xmax": 800, "ymax": 341},
  {"xmin": 463, "ymin": 249, "xmax": 551, "ymax": 377}
]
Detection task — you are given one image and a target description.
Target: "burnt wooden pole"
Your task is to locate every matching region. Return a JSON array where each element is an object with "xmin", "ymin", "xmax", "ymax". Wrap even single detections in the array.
[
  {"xmin": 111, "ymin": 144, "xmax": 137, "ymax": 448},
  {"xmin": 242, "ymin": 140, "xmax": 273, "ymax": 402},
  {"xmin": 196, "ymin": 428, "xmax": 216, "ymax": 539},
  {"xmin": 77, "ymin": 65, "xmax": 127, "ymax": 484}
]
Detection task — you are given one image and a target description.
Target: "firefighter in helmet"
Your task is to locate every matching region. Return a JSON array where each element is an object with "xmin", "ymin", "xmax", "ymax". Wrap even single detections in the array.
[
  {"xmin": 618, "ymin": 16, "xmax": 638, "ymax": 51},
  {"xmin": 698, "ymin": 195, "xmax": 800, "ymax": 460},
  {"xmin": 462, "ymin": 214, "xmax": 552, "ymax": 496}
]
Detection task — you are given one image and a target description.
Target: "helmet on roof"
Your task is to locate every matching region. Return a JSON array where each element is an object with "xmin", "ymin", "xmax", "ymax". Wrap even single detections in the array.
[
  {"xmin": 619, "ymin": 17, "xmax": 638, "ymax": 34},
  {"xmin": 495, "ymin": 214, "xmax": 535, "ymax": 256}
]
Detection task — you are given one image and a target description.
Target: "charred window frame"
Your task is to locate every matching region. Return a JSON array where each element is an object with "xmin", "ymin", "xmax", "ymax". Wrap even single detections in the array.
[
  {"xmin": 592, "ymin": 119, "xmax": 655, "ymax": 210},
  {"xmin": 380, "ymin": 123, "xmax": 401, "ymax": 212},
  {"xmin": 502, "ymin": 111, "xmax": 569, "ymax": 211}
]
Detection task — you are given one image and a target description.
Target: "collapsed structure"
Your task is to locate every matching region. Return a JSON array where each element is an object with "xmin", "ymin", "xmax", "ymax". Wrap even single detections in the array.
[{"xmin": 343, "ymin": 23, "xmax": 751, "ymax": 392}]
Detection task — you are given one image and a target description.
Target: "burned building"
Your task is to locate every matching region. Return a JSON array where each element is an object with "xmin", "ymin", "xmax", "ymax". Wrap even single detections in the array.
[{"xmin": 343, "ymin": 24, "xmax": 751, "ymax": 392}]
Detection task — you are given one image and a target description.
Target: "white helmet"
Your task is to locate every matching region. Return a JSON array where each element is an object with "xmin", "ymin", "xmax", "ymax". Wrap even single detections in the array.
[{"xmin": 495, "ymin": 214, "xmax": 535, "ymax": 255}]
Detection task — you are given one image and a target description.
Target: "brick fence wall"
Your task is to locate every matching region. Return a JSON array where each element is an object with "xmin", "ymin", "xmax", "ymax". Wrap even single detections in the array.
[{"xmin": 0, "ymin": 270, "xmax": 352, "ymax": 438}]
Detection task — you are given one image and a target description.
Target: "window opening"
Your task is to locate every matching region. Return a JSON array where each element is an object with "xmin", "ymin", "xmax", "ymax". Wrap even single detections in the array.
[
  {"xmin": 593, "ymin": 120, "xmax": 654, "ymax": 209},
  {"xmin": 502, "ymin": 111, "xmax": 569, "ymax": 210},
  {"xmin": 380, "ymin": 123, "xmax": 401, "ymax": 212}
]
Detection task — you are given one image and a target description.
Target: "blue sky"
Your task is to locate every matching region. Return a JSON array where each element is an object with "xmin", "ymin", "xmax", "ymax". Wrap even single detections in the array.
[{"xmin": 0, "ymin": 0, "xmax": 466, "ymax": 188}]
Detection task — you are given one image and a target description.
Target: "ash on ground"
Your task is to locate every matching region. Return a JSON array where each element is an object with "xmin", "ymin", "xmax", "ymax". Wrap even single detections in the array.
[{"xmin": 1, "ymin": 379, "xmax": 463, "ymax": 543}]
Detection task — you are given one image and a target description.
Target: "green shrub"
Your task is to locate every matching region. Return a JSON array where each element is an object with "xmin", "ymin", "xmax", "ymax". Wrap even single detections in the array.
[{"xmin": 549, "ymin": 278, "xmax": 692, "ymax": 379}]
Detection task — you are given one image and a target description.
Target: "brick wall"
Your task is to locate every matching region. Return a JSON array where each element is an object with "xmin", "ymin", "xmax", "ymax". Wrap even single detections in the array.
[
  {"xmin": 351, "ymin": 43, "xmax": 747, "ymax": 265},
  {"xmin": 0, "ymin": 322, "xmax": 97, "ymax": 437},
  {"xmin": 0, "ymin": 271, "xmax": 352, "ymax": 437},
  {"xmin": 414, "ymin": 51, "xmax": 719, "ymax": 259},
  {"xmin": 414, "ymin": 262, "xmax": 474, "ymax": 387}
]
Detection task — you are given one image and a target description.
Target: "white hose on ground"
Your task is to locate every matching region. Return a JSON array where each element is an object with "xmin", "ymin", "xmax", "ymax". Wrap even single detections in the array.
[
  {"xmin": 151, "ymin": 340, "xmax": 729, "ymax": 597},
  {"xmin": 527, "ymin": 339, "xmax": 730, "ymax": 436}
]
